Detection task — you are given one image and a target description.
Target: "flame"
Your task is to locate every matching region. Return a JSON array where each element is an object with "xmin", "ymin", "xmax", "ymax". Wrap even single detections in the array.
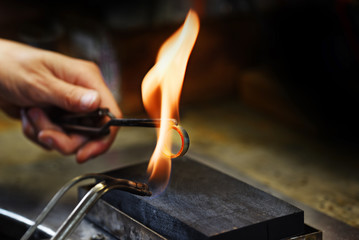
[{"xmin": 141, "ymin": 10, "xmax": 200, "ymax": 193}]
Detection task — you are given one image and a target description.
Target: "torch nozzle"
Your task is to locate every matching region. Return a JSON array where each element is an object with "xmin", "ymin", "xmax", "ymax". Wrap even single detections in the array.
[{"xmin": 20, "ymin": 173, "xmax": 151, "ymax": 240}]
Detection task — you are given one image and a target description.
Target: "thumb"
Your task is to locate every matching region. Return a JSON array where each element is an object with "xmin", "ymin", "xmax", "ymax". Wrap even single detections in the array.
[{"xmin": 44, "ymin": 78, "xmax": 100, "ymax": 112}]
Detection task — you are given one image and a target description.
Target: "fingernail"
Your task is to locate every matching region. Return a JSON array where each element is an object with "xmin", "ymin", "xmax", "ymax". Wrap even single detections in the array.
[
  {"xmin": 80, "ymin": 90, "xmax": 98, "ymax": 110},
  {"xmin": 41, "ymin": 137, "xmax": 53, "ymax": 148}
]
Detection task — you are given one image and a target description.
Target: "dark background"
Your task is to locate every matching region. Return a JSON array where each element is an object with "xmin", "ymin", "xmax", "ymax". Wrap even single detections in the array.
[{"xmin": 0, "ymin": 0, "xmax": 358, "ymax": 144}]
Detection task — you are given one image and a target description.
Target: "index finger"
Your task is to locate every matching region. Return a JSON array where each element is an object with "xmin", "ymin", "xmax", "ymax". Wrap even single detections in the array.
[
  {"xmin": 47, "ymin": 55, "xmax": 122, "ymax": 117},
  {"xmin": 69, "ymin": 61, "xmax": 122, "ymax": 162}
]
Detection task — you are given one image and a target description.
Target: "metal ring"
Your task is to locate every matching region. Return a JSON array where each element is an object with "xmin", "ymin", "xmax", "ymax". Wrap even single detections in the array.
[{"xmin": 169, "ymin": 125, "xmax": 190, "ymax": 159}]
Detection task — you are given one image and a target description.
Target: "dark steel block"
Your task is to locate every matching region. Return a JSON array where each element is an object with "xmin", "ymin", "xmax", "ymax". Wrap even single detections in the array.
[{"xmin": 95, "ymin": 157, "xmax": 304, "ymax": 240}]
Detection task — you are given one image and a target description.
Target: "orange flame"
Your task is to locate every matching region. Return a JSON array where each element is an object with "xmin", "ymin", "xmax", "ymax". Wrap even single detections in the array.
[{"xmin": 141, "ymin": 10, "xmax": 200, "ymax": 193}]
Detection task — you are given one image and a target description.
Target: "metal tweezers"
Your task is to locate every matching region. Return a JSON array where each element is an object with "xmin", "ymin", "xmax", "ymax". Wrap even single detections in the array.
[
  {"xmin": 20, "ymin": 174, "xmax": 152, "ymax": 240},
  {"xmin": 49, "ymin": 108, "xmax": 189, "ymax": 158},
  {"xmin": 50, "ymin": 108, "xmax": 177, "ymax": 136}
]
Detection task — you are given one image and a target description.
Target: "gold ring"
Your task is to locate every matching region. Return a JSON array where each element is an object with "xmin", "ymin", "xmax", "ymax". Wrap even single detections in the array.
[{"xmin": 166, "ymin": 125, "xmax": 190, "ymax": 159}]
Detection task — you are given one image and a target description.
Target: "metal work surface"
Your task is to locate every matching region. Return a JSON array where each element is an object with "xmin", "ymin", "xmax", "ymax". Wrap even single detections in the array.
[
  {"xmin": 99, "ymin": 157, "xmax": 304, "ymax": 240},
  {"xmin": 82, "ymin": 194, "xmax": 167, "ymax": 240}
]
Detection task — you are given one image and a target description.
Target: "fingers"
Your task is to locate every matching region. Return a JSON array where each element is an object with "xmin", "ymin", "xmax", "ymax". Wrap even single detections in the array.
[
  {"xmin": 76, "ymin": 133, "xmax": 114, "ymax": 163},
  {"xmin": 38, "ymin": 130, "xmax": 88, "ymax": 155},
  {"xmin": 32, "ymin": 53, "xmax": 122, "ymax": 162},
  {"xmin": 75, "ymin": 84, "xmax": 121, "ymax": 163},
  {"xmin": 22, "ymin": 108, "xmax": 88, "ymax": 155},
  {"xmin": 35, "ymin": 77, "xmax": 101, "ymax": 113},
  {"xmin": 55, "ymin": 58, "xmax": 122, "ymax": 163},
  {"xmin": 44, "ymin": 54, "xmax": 121, "ymax": 116},
  {"xmin": 21, "ymin": 109, "xmax": 42, "ymax": 147},
  {"xmin": 0, "ymin": 41, "xmax": 121, "ymax": 162}
]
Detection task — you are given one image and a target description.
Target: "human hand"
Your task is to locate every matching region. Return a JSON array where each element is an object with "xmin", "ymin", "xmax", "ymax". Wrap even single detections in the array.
[{"xmin": 0, "ymin": 39, "xmax": 121, "ymax": 163}]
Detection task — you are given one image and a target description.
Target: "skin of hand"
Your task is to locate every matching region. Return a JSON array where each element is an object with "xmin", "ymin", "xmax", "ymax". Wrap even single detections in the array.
[{"xmin": 0, "ymin": 39, "xmax": 122, "ymax": 163}]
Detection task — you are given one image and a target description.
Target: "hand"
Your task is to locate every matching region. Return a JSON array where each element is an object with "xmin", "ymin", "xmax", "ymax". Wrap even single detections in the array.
[{"xmin": 0, "ymin": 39, "xmax": 122, "ymax": 163}]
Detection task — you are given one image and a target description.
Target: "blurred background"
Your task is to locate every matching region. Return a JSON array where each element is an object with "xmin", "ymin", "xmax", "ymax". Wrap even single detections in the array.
[
  {"xmin": 0, "ymin": 0, "xmax": 359, "ymax": 236},
  {"xmin": 1, "ymin": 0, "xmax": 358, "ymax": 139}
]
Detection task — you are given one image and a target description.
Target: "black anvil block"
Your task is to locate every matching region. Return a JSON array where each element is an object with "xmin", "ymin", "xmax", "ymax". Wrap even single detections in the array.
[{"xmin": 98, "ymin": 157, "xmax": 304, "ymax": 240}]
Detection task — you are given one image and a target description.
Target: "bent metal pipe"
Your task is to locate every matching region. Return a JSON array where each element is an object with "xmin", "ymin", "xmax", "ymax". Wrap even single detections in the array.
[{"xmin": 21, "ymin": 173, "xmax": 151, "ymax": 240}]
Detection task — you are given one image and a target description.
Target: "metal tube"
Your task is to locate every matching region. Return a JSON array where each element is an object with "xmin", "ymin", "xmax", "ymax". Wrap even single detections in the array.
[
  {"xmin": 21, "ymin": 173, "xmax": 151, "ymax": 240},
  {"xmin": 50, "ymin": 180, "xmax": 146, "ymax": 240},
  {"xmin": 51, "ymin": 182, "xmax": 108, "ymax": 240},
  {"xmin": 20, "ymin": 174, "xmax": 96, "ymax": 240}
]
